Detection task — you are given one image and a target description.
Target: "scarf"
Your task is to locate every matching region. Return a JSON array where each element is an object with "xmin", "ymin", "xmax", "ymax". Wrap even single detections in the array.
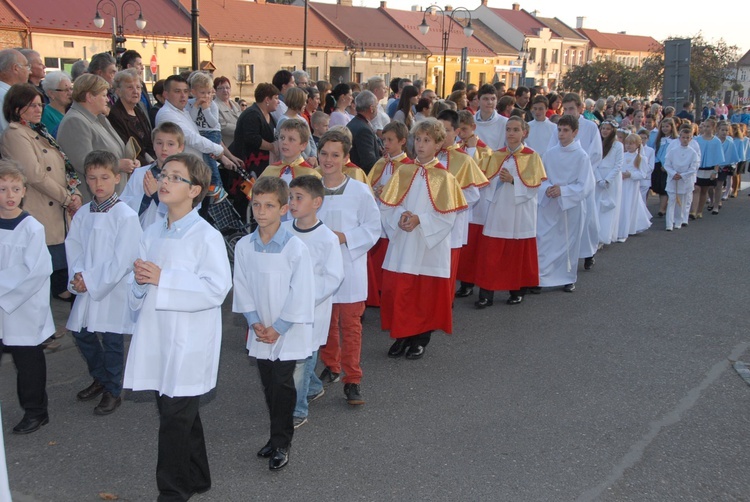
[{"xmin": 28, "ymin": 121, "xmax": 81, "ymax": 195}]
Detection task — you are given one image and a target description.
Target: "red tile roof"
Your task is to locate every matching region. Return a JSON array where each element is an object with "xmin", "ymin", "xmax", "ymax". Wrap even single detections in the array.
[
  {"xmin": 577, "ymin": 28, "xmax": 661, "ymax": 53},
  {"xmin": 181, "ymin": 0, "xmax": 343, "ymax": 47},
  {"xmin": 488, "ymin": 7, "xmax": 552, "ymax": 38},
  {"xmin": 383, "ymin": 8, "xmax": 495, "ymax": 57},
  {"xmin": 14, "ymin": 0, "xmax": 203, "ymax": 38},
  {"xmin": 469, "ymin": 19, "xmax": 517, "ymax": 56},
  {"xmin": 0, "ymin": 0, "xmax": 27, "ymax": 30},
  {"xmin": 311, "ymin": 2, "xmax": 427, "ymax": 52},
  {"xmin": 538, "ymin": 16, "xmax": 586, "ymax": 41}
]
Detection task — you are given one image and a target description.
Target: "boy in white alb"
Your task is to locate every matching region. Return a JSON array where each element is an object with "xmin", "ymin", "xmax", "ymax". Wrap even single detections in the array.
[
  {"xmin": 527, "ymin": 95, "xmax": 557, "ymax": 157},
  {"xmin": 436, "ymin": 110, "xmax": 489, "ymax": 290},
  {"xmin": 315, "ymin": 129, "xmax": 380, "ymax": 405},
  {"xmin": 66, "ymin": 151, "xmax": 142, "ymax": 415},
  {"xmin": 366, "ymin": 121, "xmax": 412, "ymax": 307},
  {"xmin": 537, "ymin": 115, "xmax": 595, "ymax": 292},
  {"xmin": 664, "ymin": 129, "xmax": 700, "ymax": 230},
  {"xmin": 233, "ymin": 176, "xmax": 315, "ymax": 470},
  {"xmin": 124, "ymin": 153, "xmax": 232, "ymax": 500},
  {"xmin": 285, "ymin": 175, "xmax": 344, "ymax": 429},
  {"xmin": 380, "ymin": 119, "xmax": 467, "ymax": 360},
  {"xmin": 121, "ymin": 122, "xmax": 185, "ymax": 229},
  {"xmin": 547, "ymin": 93, "xmax": 602, "ymax": 271},
  {"xmin": 474, "ymin": 84, "xmax": 507, "ymax": 150},
  {"xmin": 475, "ymin": 117, "xmax": 546, "ymax": 307},
  {"xmin": 0, "ymin": 161, "xmax": 54, "ymax": 435}
]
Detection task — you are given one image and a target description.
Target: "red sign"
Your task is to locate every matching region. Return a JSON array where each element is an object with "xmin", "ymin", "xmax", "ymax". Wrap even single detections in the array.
[{"xmin": 150, "ymin": 55, "xmax": 157, "ymax": 75}]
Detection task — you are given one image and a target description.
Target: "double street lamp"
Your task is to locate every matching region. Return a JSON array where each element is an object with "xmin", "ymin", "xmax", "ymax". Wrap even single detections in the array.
[
  {"xmin": 518, "ymin": 40, "xmax": 529, "ymax": 87},
  {"xmin": 419, "ymin": 5, "xmax": 474, "ymax": 97},
  {"xmin": 93, "ymin": 0, "xmax": 147, "ymax": 59}
]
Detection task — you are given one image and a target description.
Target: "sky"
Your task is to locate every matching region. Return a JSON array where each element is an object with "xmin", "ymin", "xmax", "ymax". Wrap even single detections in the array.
[{"xmin": 333, "ymin": 0, "xmax": 750, "ymax": 57}]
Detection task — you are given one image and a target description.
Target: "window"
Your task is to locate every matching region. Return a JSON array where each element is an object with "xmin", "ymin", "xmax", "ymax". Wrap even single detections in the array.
[
  {"xmin": 281, "ymin": 66, "xmax": 296, "ymax": 72},
  {"xmin": 578, "ymin": 51, "xmax": 583, "ymax": 65},
  {"xmin": 741, "ymin": 70, "xmax": 748, "ymax": 82},
  {"xmin": 307, "ymin": 67, "xmax": 319, "ymax": 81},
  {"xmin": 479, "ymin": 72, "xmax": 487, "ymax": 86},
  {"xmin": 44, "ymin": 57, "xmax": 81, "ymax": 72},
  {"xmin": 551, "ymin": 49, "xmax": 558, "ymax": 64},
  {"xmin": 178, "ymin": 48, "xmax": 187, "ymax": 54},
  {"xmin": 174, "ymin": 66, "xmax": 191, "ymax": 75},
  {"xmin": 529, "ymin": 48, "xmax": 537, "ymax": 62},
  {"xmin": 564, "ymin": 50, "xmax": 569, "ymax": 66},
  {"xmin": 237, "ymin": 64, "xmax": 254, "ymax": 83}
]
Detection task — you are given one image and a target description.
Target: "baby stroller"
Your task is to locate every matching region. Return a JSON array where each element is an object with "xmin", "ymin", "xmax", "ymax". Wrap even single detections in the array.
[{"xmin": 200, "ymin": 167, "xmax": 256, "ymax": 266}]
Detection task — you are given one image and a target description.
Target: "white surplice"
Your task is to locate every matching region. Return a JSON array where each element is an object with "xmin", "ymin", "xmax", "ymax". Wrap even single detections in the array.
[
  {"xmin": 121, "ymin": 164, "xmax": 167, "ymax": 229},
  {"xmin": 124, "ymin": 211, "xmax": 232, "ymax": 397},
  {"xmin": 381, "ymin": 169, "xmax": 456, "ymax": 278},
  {"xmin": 283, "ymin": 221, "xmax": 344, "ymax": 348},
  {"xmin": 594, "ymin": 142, "xmax": 624, "ymax": 246},
  {"xmin": 474, "ymin": 110, "xmax": 507, "ymax": 151},
  {"xmin": 482, "ymin": 155, "xmax": 539, "ymax": 239},
  {"xmin": 232, "ymin": 235, "xmax": 315, "ymax": 361},
  {"xmin": 317, "ymin": 178, "xmax": 380, "ymax": 303},
  {"xmin": 0, "ymin": 215, "xmax": 54, "ymax": 346},
  {"xmin": 527, "ymin": 119, "xmax": 557, "ymax": 157},
  {"xmin": 65, "ymin": 202, "xmax": 142, "ymax": 334},
  {"xmin": 537, "ymin": 141, "xmax": 595, "ymax": 287}
]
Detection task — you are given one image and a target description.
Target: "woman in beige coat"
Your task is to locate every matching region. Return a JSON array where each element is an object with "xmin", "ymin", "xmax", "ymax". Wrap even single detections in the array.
[
  {"xmin": 0, "ymin": 83, "xmax": 82, "ymax": 300},
  {"xmin": 57, "ymin": 74, "xmax": 139, "ymax": 202}
]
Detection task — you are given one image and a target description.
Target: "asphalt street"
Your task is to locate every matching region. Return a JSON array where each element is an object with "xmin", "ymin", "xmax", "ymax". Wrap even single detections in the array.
[{"xmin": 2, "ymin": 191, "xmax": 750, "ymax": 502}]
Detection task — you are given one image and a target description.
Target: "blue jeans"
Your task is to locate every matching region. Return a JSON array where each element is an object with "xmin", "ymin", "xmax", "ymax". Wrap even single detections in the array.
[
  {"xmin": 73, "ymin": 328, "xmax": 124, "ymax": 397},
  {"xmin": 293, "ymin": 350, "xmax": 324, "ymax": 418},
  {"xmin": 199, "ymin": 129, "xmax": 223, "ymax": 188}
]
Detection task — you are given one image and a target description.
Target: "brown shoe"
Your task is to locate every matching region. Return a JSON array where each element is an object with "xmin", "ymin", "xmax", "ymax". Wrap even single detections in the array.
[
  {"xmin": 94, "ymin": 392, "xmax": 122, "ymax": 415},
  {"xmin": 77, "ymin": 380, "xmax": 105, "ymax": 401}
]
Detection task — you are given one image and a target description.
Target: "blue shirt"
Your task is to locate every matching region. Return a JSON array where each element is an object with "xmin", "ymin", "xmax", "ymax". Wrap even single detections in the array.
[{"xmin": 242, "ymin": 225, "xmax": 294, "ymax": 335}]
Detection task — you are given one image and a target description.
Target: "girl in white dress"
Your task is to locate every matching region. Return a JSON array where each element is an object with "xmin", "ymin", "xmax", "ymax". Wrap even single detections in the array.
[
  {"xmin": 594, "ymin": 120, "xmax": 623, "ymax": 246},
  {"xmin": 616, "ymin": 134, "xmax": 651, "ymax": 241}
]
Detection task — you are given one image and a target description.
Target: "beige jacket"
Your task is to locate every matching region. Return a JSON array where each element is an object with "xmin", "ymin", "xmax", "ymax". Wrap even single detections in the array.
[{"xmin": 0, "ymin": 122, "xmax": 78, "ymax": 245}]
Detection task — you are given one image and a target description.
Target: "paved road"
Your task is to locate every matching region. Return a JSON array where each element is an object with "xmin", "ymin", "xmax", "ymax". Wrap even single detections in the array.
[{"xmin": 3, "ymin": 192, "xmax": 750, "ymax": 502}]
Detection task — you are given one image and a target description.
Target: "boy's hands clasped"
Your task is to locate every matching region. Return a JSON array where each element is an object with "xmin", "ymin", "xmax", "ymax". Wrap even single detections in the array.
[
  {"xmin": 252, "ymin": 323, "xmax": 281, "ymax": 344},
  {"xmin": 134, "ymin": 259, "xmax": 161, "ymax": 286}
]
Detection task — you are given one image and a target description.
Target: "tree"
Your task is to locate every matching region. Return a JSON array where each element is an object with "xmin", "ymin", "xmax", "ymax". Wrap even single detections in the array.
[{"xmin": 560, "ymin": 60, "xmax": 640, "ymax": 99}]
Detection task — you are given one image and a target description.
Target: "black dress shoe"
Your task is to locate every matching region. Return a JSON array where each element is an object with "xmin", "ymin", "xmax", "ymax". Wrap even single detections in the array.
[
  {"xmin": 388, "ymin": 339, "xmax": 408, "ymax": 358},
  {"xmin": 13, "ymin": 414, "xmax": 49, "ymax": 435},
  {"xmin": 563, "ymin": 283, "xmax": 576, "ymax": 293},
  {"xmin": 584, "ymin": 257, "xmax": 595, "ymax": 270},
  {"xmin": 405, "ymin": 345, "xmax": 425, "ymax": 360},
  {"xmin": 474, "ymin": 298, "xmax": 494, "ymax": 309},
  {"xmin": 77, "ymin": 380, "xmax": 105, "ymax": 401},
  {"xmin": 454, "ymin": 286, "xmax": 474, "ymax": 298},
  {"xmin": 269, "ymin": 447, "xmax": 290, "ymax": 470},
  {"xmin": 525, "ymin": 286, "xmax": 542, "ymax": 294},
  {"xmin": 506, "ymin": 295, "xmax": 523, "ymax": 305},
  {"xmin": 257, "ymin": 441, "xmax": 274, "ymax": 458},
  {"xmin": 94, "ymin": 392, "xmax": 122, "ymax": 415}
]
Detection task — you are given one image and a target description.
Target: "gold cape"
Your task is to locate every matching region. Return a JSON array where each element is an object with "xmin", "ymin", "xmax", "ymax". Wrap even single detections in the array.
[
  {"xmin": 368, "ymin": 153, "xmax": 412, "ymax": 187},
  {"xmin": 484, "ymin": 147, "xmax": 547, "ymax": 188},
  {"xmin": 443, "ymin": 148, "xmax": 490, "ymax": 190},
  {"xmin": 261, "ymin": 157, "xmax": 321, "ymax": 180},
  {"xmin": 314, "ymin": 162, "xmax": 370, "ymax": 187},
  {"xmin": 379, "ymin": 164, "xmax": 468, "ymax": 214}
]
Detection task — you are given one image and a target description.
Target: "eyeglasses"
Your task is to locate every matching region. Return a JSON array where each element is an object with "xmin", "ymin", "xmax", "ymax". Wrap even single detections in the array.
[
  {"xmin": 16, "ymin": 63, "xmax": 31, "ymax": 71},
  {"xmin": 24, "ymin": 102, "xmax": 45, "ymax": 109},
  {"xmin": 216, "ymin": 86, "xmax": 231, "ymax": 91},
  {"xmin": 54, "ymin": 88, "xmax": 73, "ymax": 93},
  {"xmin": 156, "ymin": 173, "xmax": 193, "ymax": 185}
]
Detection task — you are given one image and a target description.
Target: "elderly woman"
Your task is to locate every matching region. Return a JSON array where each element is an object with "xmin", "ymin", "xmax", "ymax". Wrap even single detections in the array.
[
  {"xmin": 88, "ymin": 52, "xmax": 117, "ymax": 108},
  {"xmin": 107, "ymin": 68, "xmax": 154, "ymax": 165},
  {"xmin": 0, "ymin": 83, "xmax": 82, "ymax": 300},
  {"xmin": 40, "ymin": 70, "xmax": 73, "ymax": 138},
  {"xmin": 57, "ymin": 74, "xmax": 139, "ymax": 202},
  {"xmin": 214, "ymin": 76, "xmax": 241, "ymax": 147}
]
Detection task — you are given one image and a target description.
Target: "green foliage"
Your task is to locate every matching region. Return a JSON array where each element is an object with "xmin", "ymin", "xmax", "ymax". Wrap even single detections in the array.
[{"xmin": 560, "ymin": 60, "xmax": 647, "ymax": 99}]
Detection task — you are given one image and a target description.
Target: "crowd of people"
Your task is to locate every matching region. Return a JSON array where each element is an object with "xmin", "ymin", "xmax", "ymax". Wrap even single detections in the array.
[{"xmin": 1, "ymin": 47, "xmax": 748, "ymax": 502}]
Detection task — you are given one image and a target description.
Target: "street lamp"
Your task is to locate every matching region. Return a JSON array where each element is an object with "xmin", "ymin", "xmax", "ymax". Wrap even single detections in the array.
[
  {"xmin": 519, "ymin": 39, "xmax": 529, "ymax": 87},
  {"xmin": 344, "ymin": 40, "xmax": 366, "ymax": 82},
  {"xmin": 418, "ymin": 4, "xmax": 473, "ymax": 97},
  {"xmin": 93, "ymin": 0, "xmax": 147, "ymax": 60}
]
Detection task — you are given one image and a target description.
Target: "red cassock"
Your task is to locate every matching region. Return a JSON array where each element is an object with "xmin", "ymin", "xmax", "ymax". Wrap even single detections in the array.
[{"xmin": 475, "ymin": 235, "xmax": 539, "ymax": 291}]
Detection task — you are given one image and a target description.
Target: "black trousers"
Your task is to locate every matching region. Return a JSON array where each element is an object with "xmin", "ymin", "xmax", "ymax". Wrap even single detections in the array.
[
  {"xmin": 407, "ymin": 331, "xmax": 432, "ymax": 347},
  {"xmin": 1, "ymin": 341, "xmax": 48, "ymax": 419},
  {"xmin": 257, "ymin": 359, "xmax": 297, "ymax": 449},
  {"xmin": 155, "ymin": 394, "xmax": 210, "ymax": 502}
]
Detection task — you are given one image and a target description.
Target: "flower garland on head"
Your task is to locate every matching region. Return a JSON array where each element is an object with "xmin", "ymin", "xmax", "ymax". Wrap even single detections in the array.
[{"xmin": 24, "ymin": 120, "xmax": 81, "ymax": 195}]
